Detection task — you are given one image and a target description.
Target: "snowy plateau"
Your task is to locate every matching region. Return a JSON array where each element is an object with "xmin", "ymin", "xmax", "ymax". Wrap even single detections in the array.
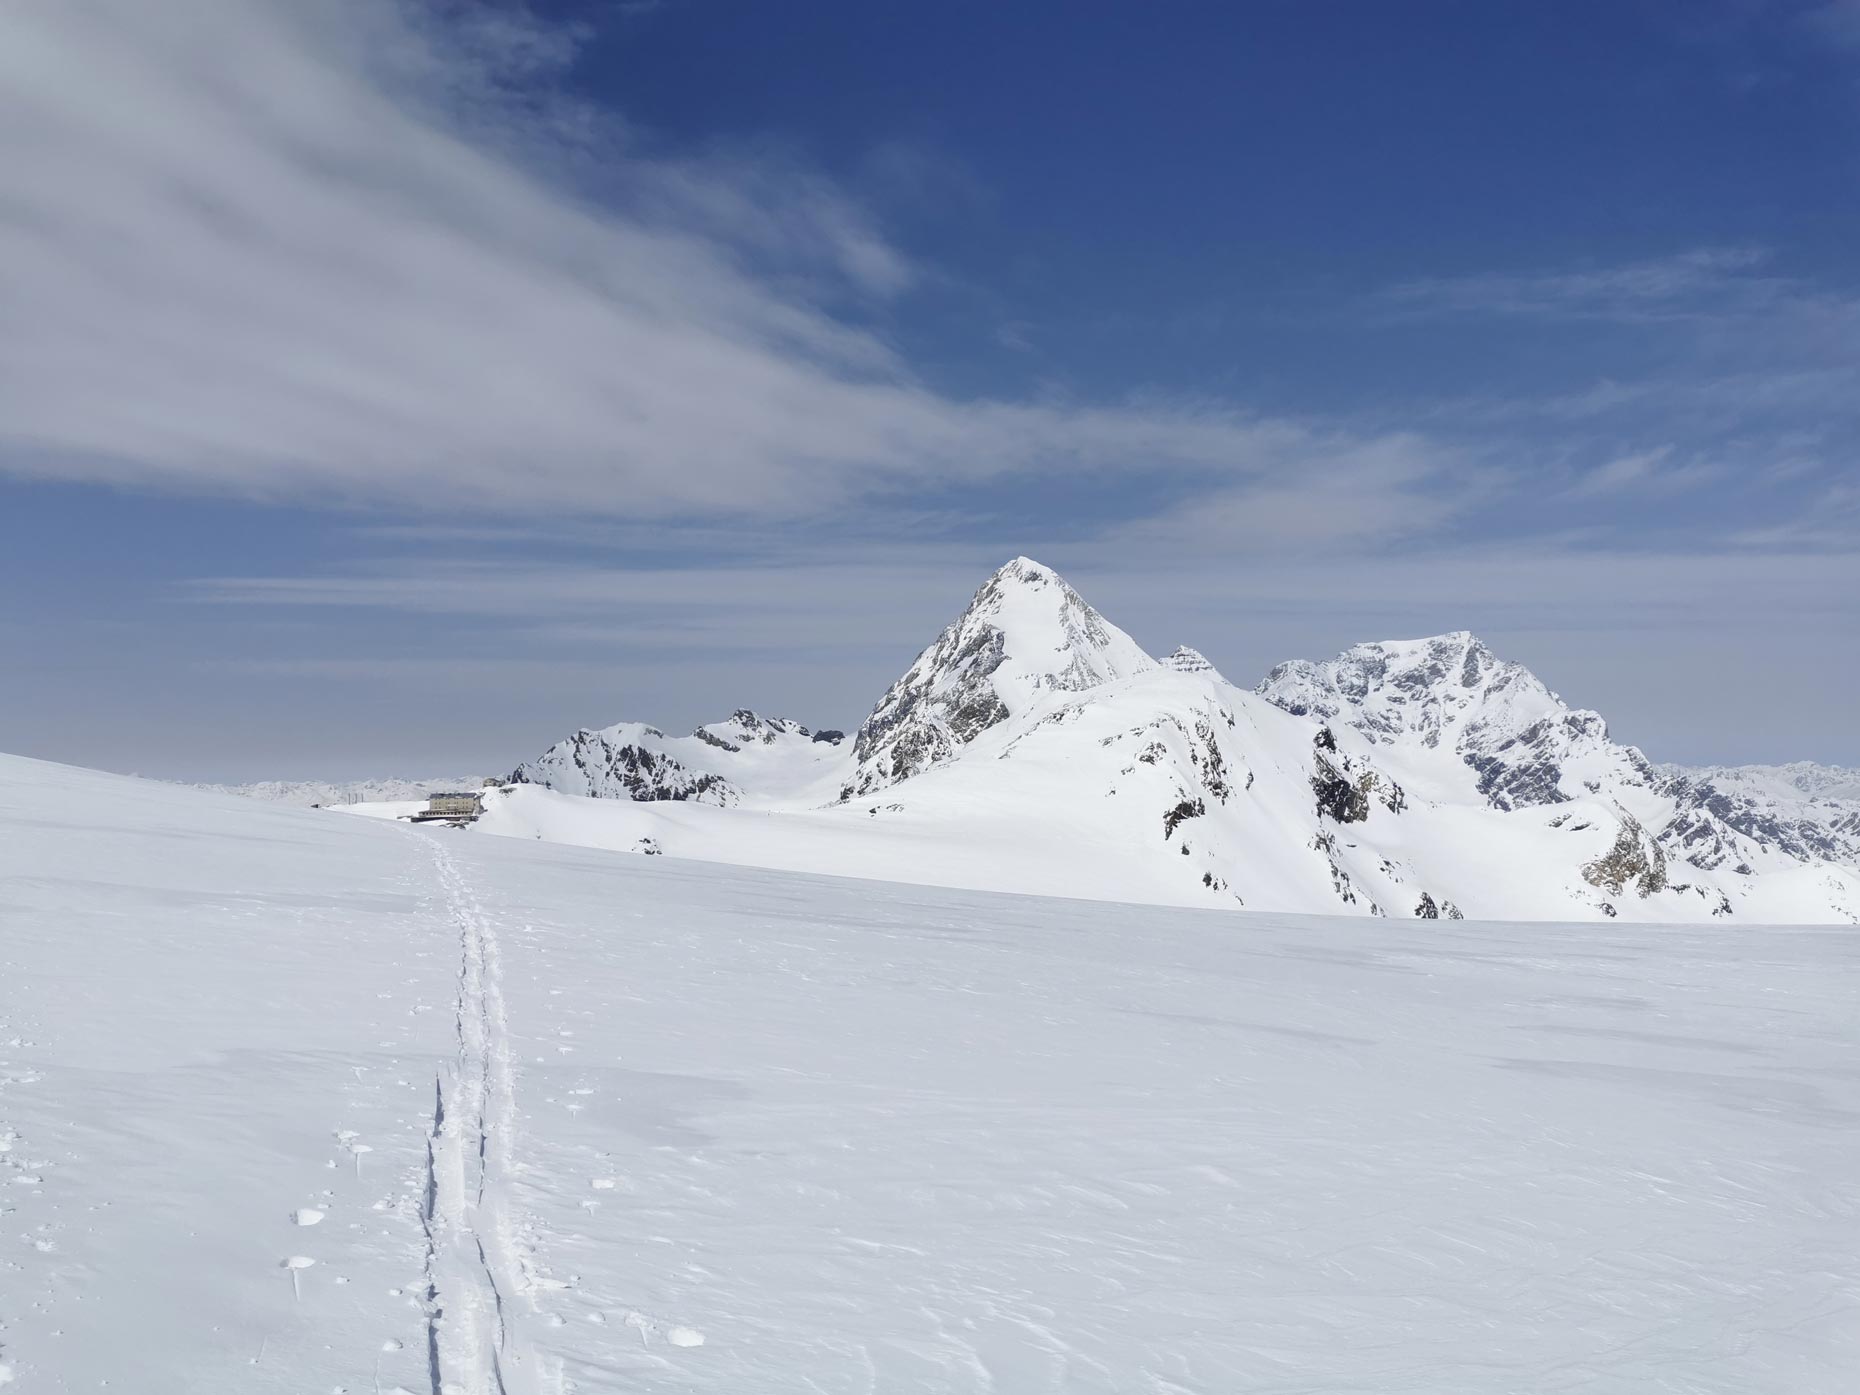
[
  {"xmin": 474, "ymin": 557, "xmax": 1860, "ymax": 925},
  {"xmin": 3, "ymin": 752, "xmax": 1858, "ymax": 1393},
  {"xmin": 4, "ymin": 555, "xmax": 1859, "ymax": 1393}
]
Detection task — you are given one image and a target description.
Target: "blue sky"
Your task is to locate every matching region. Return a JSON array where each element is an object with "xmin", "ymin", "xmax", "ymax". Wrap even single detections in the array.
[{"xmin": 2, "ymin": 0, "xmax": 1857, "ymax": 780}]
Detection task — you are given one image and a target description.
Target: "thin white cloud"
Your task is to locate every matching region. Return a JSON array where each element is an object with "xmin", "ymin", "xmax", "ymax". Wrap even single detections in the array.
[
  {"xmin": 1380, "ymin": 246, "xmax": 1783, "ymax": 321},
  {"xmin": 1563, "ymin": 445, "xmax": 1728, "ymax": 499},
  {"xmin": 0, "ymin": 0, "xmax": 1465, "ymax": 536},
  {"xmin": 1105, "ymin": 432, "xmax": 1475, "ymax": 548}
]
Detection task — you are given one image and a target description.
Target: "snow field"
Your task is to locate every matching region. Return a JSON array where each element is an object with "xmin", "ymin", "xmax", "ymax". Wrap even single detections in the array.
[{"xmin": 3, "ymin": 751, "xmax": 1858, "ymax": 1392}]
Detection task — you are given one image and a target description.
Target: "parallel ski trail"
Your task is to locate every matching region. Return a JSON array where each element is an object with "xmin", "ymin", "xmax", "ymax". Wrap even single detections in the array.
[{"xmin": 418, "ymin": 833, "xmax": 554, "ymax": 1395}]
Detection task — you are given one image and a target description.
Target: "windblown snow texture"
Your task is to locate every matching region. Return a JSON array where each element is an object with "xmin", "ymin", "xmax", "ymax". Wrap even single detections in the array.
[{"xmin": 2, "ymin": 751, "xmax": 1857, "ymax": 1391}]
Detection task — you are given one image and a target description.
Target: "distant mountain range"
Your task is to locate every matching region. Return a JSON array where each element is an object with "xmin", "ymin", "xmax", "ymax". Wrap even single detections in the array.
[
  {"xmin": 193, "ymin": 776, "xmax": 486, "ymax": 807},
  {"xmin": 469, "ymin": 557, "xmax": 1859, "ymax": 924}
]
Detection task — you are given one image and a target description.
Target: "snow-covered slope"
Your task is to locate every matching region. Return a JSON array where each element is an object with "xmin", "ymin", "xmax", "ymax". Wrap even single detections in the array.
[
  {"xmin": 4, "ymin": 751, "xmax": 1858, "ymax": 1392},
  {"xmin": 488, "ymin": 559, "xmax": 1859, "ymax": 924}
]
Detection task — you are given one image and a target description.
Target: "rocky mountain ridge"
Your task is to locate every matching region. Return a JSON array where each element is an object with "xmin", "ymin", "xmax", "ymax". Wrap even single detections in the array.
[
  {"xmin": 480, "ymin": 558, "xmax": 1858, "ymax": 924},
  {"xmin": 508, "ymin": 709, "xmax": 843, "ymax": 808}
]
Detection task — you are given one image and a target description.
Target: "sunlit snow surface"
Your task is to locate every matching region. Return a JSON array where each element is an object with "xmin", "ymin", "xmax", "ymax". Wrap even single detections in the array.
[{"xmin": 3, "ymin": 752, "xmax": 1858, "ymax": 1393}]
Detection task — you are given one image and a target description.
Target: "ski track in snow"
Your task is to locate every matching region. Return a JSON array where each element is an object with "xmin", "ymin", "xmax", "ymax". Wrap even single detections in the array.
[
  {"xmin": 419, "ymin": 834, "xmax": 555, "ymax": 1395},
  {"xmin": 5, "ymin": 752, "xmax": 1859, "ymax": 1393}
]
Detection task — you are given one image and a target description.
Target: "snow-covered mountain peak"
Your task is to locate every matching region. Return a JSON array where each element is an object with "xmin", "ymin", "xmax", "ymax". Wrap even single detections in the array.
[
  {"xmin": 1161, "ymin": 645, "xmax": 1225, "ymax": 681},
  {"xmin": 692, "ymin": 709, "xmax": 836, "ymax": 751},
  {"xmin": 842, "ymin": 557, "xmax": 1155, "ymax": 799},
  {"xmin": 510, "ymin": 706, "xmax": 845, "ymax": 809},
  {"xmin": 1257, "ymin": 631, "xmax": 1649, "ymax": 815},
  {"xmin": 1257, "ymin": 631, "xmax": 1571, "ymax": 750},
  {"xmin": 957, "ymin": 556, "xmax": 1155, "ymax": 694},
  {"xmin": 489, "ymin": 566, "xmax": 1857, "ymax": 924}
]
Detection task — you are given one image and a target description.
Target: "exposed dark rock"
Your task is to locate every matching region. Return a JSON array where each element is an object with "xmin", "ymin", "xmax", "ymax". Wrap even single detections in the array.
[
  {"xmin": 1313, "ymin": 759, "xmax": 1369, "ymax": 824},
  {"xmin": 1464, "ymin": 749, "xmax": 1569, "ymax": 812},
  {"xmin": 1582, "ymin": 812, "xmax": 1668, "ymax": 898},
  {"xmin": 1655, "ymin": 767, "xmax": 1860, "ymax": 868},
  {"xmin": 1310, "ymin": 831, "xmax": 1366, "ymax": 909},
  {"xmin": 1162, "ymin": 797, "xmax": 1205, "ymax": 839},
  {"xmin": 1193, "ymin": 717, "xmax": 1231, "ymax": 801},
  {"xmin": 1310, "ymin": 728, "xmax": 1406, "ymax": 825}
]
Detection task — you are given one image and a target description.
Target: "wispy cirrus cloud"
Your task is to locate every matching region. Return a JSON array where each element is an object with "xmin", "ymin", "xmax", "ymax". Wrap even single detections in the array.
[
  {"xmin": 1366, "ymin": 240, "xmax": 1860, "ymax": 550},
  {"xmin": 1563, "ymin": 446, "xmax": 1730, "ymax": 499},
  {"xmin": 0, "ymin": 0, "xmax": 1475, "ymax": 542},
  {"xmin": 1378, "ymin": 246, "xmax": 1783, "ymax": 322},
  {"xmin": 6, "ymin": 0, "xmax": 1844, "ymax": 563}
]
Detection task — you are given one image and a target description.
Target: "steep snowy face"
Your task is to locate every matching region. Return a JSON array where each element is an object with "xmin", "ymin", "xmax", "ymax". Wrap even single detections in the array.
[
  {"xmin": 842, "ymin": 557, "xmax": 1154, "ymax": 799},
  {"xmin": 837, "ymin": 649, "xmax": 1453, "ymax": 919},
  {"xmin": 1257, "ymin": 632, "xmax": 1655, "ymax": 811},
  {"xmin": 511, "ymin": 710, "xmax": 844, "ymax": 808}
]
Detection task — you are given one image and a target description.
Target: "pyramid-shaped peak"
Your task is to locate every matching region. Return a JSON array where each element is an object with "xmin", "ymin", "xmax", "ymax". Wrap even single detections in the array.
[
  {"xmin": 968, "ymin": 555, "xmax": 1075, "ymax": 608},
  {"xmin": 997, "ymin": 555, "xmax": 1053, "ymax": 580},
  {"xmin": 842, "ymin": 557, "xmax": 1153, "ymax": 800},
  {"xmin": 953, "ymin": 558, "xmax": 1153, "ymax": 688},
  {"xmin": 1162, "ymin": 645, "xmax": 1225, "ymax": 682}
]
